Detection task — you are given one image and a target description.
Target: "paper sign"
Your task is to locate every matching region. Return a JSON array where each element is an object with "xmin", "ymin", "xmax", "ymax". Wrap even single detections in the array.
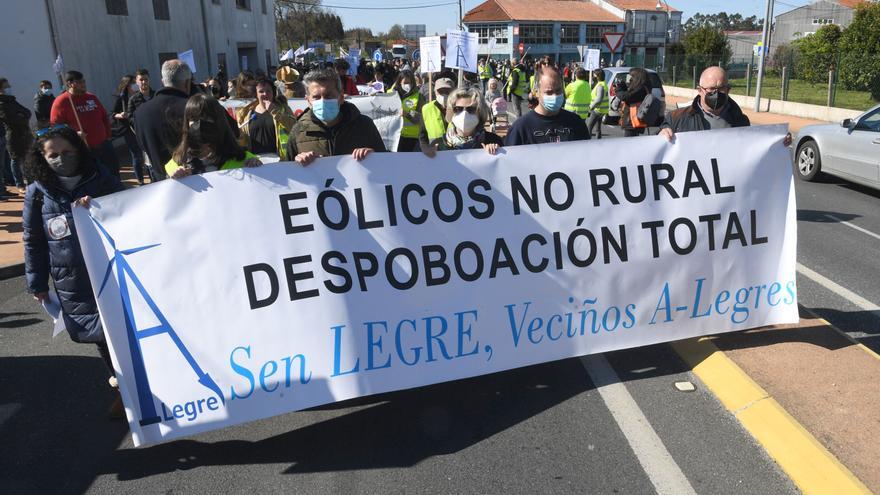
[
  {"xmin": 178, "ymin": 49, "xmax": 197, "ymax": 73},
  {"xmin": 584, "ymin": 49, "xmax": 601, "ymax": 70},
  {"xmin": 419, "ymin": 36, "xmax": 443, "ymax": 73},
  {"xmin": 445, "ymin": 29, "xmax": 478, "ymax": 73}
]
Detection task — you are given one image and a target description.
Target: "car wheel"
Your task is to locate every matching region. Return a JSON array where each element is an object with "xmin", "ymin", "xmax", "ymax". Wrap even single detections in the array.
[{"xmin": 796, "ymin": 140, "xmax": 821, "ymax": 181}]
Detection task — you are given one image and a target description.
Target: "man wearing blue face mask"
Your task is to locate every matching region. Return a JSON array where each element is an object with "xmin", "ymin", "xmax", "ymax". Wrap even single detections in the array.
[
  {"xmin": 286, "ymin": 68, "xmax": 386, "ymax": 166},
  {"xmin": 504, "ymin": 67, "xmax": 590, "ymax": 146}
]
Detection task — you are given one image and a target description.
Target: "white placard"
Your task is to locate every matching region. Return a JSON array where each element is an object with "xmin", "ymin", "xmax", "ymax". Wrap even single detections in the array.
[
  {"xmin": 74, "ymin": 125, "xmax": 798, "ymax": 447},
  {"xmin": 178, "ymin": 49, "xmax": 197, "ymax": 73},
  {"xmin": 445, "ymin": 29, "xmax": 479, "ymax": 73},
  {"xmin": 419, "ymin": 36, "xmax": 443, "ymax": 73},
  {"xmin": 584, "ymin": 49, "xmax": 601, "ymax": 70}
]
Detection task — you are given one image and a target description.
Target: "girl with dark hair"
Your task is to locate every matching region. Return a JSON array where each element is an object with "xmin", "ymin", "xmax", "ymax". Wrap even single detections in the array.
[
  {"xmin": 112, "ymin": 74, "xmax": 148, "ymax": 184},
  {"xmin": 165, "ymin": 93, "xmax": 262, "ymax": 178},
  {"xmin": 390, "ymin": 70, "xmax": 424, "ymax": 152},
  {"xmin": 22, "ymin": 124, "xmax": 126, "ymax": 415},
  {"xmin": 234, "ymin": 71, "xmax": 256, "ymax": 99},
  {"xmin": 235, "ymin": 77, "xmax": 296, "ymax": 159}
]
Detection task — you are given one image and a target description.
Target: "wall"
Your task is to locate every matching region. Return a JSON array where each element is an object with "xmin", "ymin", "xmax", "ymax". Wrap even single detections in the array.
[
  {"xmin": 774, "ymin": 1, "xmax": 855, "ymax": 46},
  {"xmin": 0, "ymin": 0, "xmax": 57, "ymax": 121}
]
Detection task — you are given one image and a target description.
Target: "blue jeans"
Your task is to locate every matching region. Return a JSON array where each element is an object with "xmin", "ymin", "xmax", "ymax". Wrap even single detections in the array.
[
  {"xmin": 0, "ymin": 136, "xmax": 24, "ymax": 188},
  {"xmin": 91, "ymin": 140, "xmax": 120, "ymax": 177},
  {"xmin": 122, "ymin": 129, "xmax": 145, "ymax": 181}
]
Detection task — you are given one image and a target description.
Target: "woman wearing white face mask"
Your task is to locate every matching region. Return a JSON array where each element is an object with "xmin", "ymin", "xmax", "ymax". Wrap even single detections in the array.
[
  {"xmin": 421, "ymin": 87, "xmax": 502, "ymax": 157},
  {"xmin": 390, "ymin": 70, "xmax": 424, "ymax": 152}
]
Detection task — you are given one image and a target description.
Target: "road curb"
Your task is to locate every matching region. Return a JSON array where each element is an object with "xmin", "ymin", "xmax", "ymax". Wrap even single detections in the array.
[
  {"xmin": 671, "ymin": 337, "xmax": 871, "ymax": 495},
  {"xmin": 0, "ymin": 262, "xmax": 24, "ymax": 281}
]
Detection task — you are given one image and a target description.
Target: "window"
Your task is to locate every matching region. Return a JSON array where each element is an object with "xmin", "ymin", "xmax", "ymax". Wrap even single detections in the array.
[
  {"xmin": 560, "ymin": 24, "xmax": 579, "ymax": 44},
  {"xmin": 236, "ymin": 0, "xmax": 250, "ymax": 10},
  {"xmin": 812, "ymin": 18, "xmax": 834, "ymax": 25},
  {"xmin": 261, "ymin": 0, "xmax": 267, "ymax": 14},
  {"xmin": 158, "ymin": 52, "xmax": 177, "ymax": 66},
  {"xmin": 467, "ymin": 24, "xmax": 508, "ymax": 45},
  {"xmin": 586, "ymin": 25, "xmax": 613, "ymax": 44},
  {"xmin": 105, "ymin": 0, "xmax": 128, "ymax": 16},
  {"xmin": 153, "ymin": 0, "xmax": 170, "ymax": 20},
  {"xmin": 519, "ymin": 24, "xmax": 553, "ymax": 44}
]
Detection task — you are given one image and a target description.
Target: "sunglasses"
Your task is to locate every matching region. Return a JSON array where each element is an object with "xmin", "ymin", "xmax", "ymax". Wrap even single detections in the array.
[
  {"xmin": 453, "ymin": 105, "xmax": 478, "ymax": 114},
  {"xmin": 698, "ymin": 85, "xmax": 730, "ymax": 93},
  {"xmin": 35, "ymin": 124, "xmax": 69, "ymax": 137}
]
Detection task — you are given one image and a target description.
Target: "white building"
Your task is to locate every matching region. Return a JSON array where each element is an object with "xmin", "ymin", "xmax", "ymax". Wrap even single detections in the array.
[{"xmin": 0, "ymin": 0, "xmax": 276, "ymax": 111}]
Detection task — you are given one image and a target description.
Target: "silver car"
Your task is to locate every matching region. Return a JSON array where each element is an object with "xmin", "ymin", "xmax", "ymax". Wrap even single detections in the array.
[{"xmin": 794, "ymin": 104, "xmax": 880, "ymax": 189}]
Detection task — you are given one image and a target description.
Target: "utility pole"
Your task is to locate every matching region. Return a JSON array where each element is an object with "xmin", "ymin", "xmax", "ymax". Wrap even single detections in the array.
[
  {"xmin": 754, "ymin": 0, "xmax": 775, "ymax": 112},
  {"xmin": 458, "ymin": 0, "xmax": 464, "ymax": 88}
]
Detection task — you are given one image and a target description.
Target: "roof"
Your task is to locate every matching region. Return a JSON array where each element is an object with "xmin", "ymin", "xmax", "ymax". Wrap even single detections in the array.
[
  {"xmin": 463, "ymin": 0, "xmax": 623, "ymax": 23},
  {"xmin": 835, "ymin": 0, "xmax": 868, "ymax": 8},
  {"xmin": 603, "ymin": 0, "xmax": 681, "ymax": 13}
]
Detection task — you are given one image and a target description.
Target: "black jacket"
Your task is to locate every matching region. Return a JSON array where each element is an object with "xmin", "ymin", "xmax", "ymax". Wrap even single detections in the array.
[
  {"xmin": 125, "ymin": 88, "xmax": 156, "ymax": 121},
  {"xmin": 0, "ymin": 94, "xmax": 33, "ymax": 160},
  {"xmin": 133, "ymin": 87, "xmax": 188, "ymax": 178},
  {"xmin": 34, "ymin": 92, "xmax": 55, "ymax": 125},
  {"xmin": 660, "ymin": 96, "xmax": 750, "ymax": 133},
  {"xmin": 286, "ymin": 102, "xmax": 387, "ymax": 159}
]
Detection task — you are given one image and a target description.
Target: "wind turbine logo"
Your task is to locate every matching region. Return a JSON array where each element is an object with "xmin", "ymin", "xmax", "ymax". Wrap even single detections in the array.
[{"xmin": 91, "ymin": 217, "xmax": 225, "ymax": 426}]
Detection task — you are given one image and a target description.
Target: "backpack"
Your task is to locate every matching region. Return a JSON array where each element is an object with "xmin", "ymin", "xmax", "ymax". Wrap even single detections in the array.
[{"xmin": 636, "ymin": 93, "xmax": 662, "ymax": 127}]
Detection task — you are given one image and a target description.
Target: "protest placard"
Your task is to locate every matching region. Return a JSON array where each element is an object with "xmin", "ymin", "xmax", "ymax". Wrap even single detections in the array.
[
  {"xmin": 445, "ymin": 29, "xmax": 478, "ymax": 73},
  {"xmin": 419, "ymin": 36, "xmax": 442, "ymax": 73}
]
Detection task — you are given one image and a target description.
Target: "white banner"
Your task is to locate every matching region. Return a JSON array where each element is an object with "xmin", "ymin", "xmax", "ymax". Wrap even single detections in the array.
[
  {"xmin": 74, "ymin": 125, "xmax": 797, "ymax": 447},
  {"xmin": 445, "ymin": 29, "xmax": 479, "ymax": 73},
  {"xmin": 222, "ymin": 94, "xmax": 402, "ymax": 152}
]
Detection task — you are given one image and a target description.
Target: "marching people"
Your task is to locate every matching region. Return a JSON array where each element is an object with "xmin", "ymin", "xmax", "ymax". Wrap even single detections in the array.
[
  {"xmin": 420, "ymin": 86, "xmax": 502, "ymax": 157},
  {"xmin": 235, "ymin": 77, "xmax": 296, "ymax": 160},
  {"xmin": 419, "ymin": 77, "xmax": 456, "ymax": 157},
  {"xmin": 615, "ymin": 67, "xmax": 651, "ymax": 137},
  {"xmin": 286, "ymin": 68, "xmax": 386, "ymax": 166},
  {"xmin": 335, "ymin": 58, "xmax": 360, "ymax": 96},
  {"xmin": 506, "ymin": 60, "xmax": 527, "ymax": 118},
  {"xmin": 0, "ymin": 77, "xmax": 31, "ymax": 196},
  {"xmin": 505, "ymin": 66, "xmax": 590, "ymax": 146},
  {"xmin": 478, "ymin": 58, "xmax": 493, "ymax": 92},
  {"xmin": 133, "ymin": 60, "xmax": 192, "ymax": 181},
  {"xmin": 563, "ymin": 68, "xmax": 592, "ymax": 121},
  {"xmin": 391, "ymin": 70, "xmax": 424, "ymax": 152},
  {"xmin": 111, "ymin": 75, "xmax": 148, "ymax": 185},
  {"xmin": 49, "ymin": 70, "xmax": 119, "ymax": 176},
  {"xmin": 34, "ymin": 80, "xmax": 55, "ymax": 129},
  {"xmin": 22, "ymin": 124, "xmax": 126, "ymax": 416},
  {"xmin": 587, "ymin": 69, "xmax": 608, "ymax": 139},
  {"xmin": 166, "ymin": 93, "xmax": 262, "ymax": 178}
]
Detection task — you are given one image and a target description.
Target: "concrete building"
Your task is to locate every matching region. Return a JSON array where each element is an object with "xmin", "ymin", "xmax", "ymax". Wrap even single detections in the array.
[
  {"xmin": 725, "ymin": 30, "xmax": 764, "ymax": 61},
  {"xmin": 463, "ymin": 0, "xmax": 625, "ymax": 64},
  {"xmin": 0, "ymin": 0, "xmax": 276, "ymax": 113},
  {"xmin": 404, "ymin": 24, "xmax": 427, "ymax": 40},
  {"xmin": 589, "ymin": 0, "xmax": 682, "ymax": 68},
  {"xmin": 774, "ymin": 0, "xmax": 861, "ymax": 44}
]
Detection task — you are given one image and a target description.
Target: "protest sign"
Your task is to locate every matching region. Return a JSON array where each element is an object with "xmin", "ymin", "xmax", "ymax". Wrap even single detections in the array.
[
  {"xmin": 445, "ymin": 29, "xmax": 478, "ymax": 73},
  {"xmin": 222, "ymin": 94, "xmax": 402, "ymax": 152},
  {"xmin": 74, "ymin": 125, "xmax": 797, "ymax": 447},
  {"xmin": 178, "ymin": 49, "xmax": 197, "ymax": 73},
  {"xmin": 419, "ymin": 36, "xmax": 442, "ymax": 73},
  {"xmin": 584, "ymin": 49, "xmax": 601, "ymax": 70}
]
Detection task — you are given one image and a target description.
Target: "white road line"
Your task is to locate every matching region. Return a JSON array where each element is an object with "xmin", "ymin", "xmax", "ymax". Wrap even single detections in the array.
[
  {"xmin": 580, "ymin": 354, "xmax": 697, "ymax": 495},
  {"xmin": 823, "ymin": 214, "xmax": 880, "ymax": 242},
  {"xmin": 796, "ymin": 263, "xmax": 880, "ymax": 313}
]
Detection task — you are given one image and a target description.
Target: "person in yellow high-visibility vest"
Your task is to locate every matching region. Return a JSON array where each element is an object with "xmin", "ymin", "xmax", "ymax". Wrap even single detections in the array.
[
  {"xmin": 587, "ymin": 69, "xmax": 609, "ymax": 139},
  {"xmin": 506, "ymin": 62, "xmax": 528, "ymax": 118},
  {"xmin": 563, "ymin": 68, "xmax": 592, "ymax": 120},
  {"xmin": 390, "ymin": 70, "xmax": 425, "ymax": 152},
  {"xmin": 419, "ymin": 77, "xmax": 456, "ymax": 157}
]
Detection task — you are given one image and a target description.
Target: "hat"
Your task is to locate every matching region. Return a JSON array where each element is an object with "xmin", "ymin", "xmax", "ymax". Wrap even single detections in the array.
[
  {"xmin": 276, "ymin": 66, "xmax": 300, "ymax": 84},
  {"xmin": 434, "ymin": 78, "xmax": 455, "ymax": 91}
]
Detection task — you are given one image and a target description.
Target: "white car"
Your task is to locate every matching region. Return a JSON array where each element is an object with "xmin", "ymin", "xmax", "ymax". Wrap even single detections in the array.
[{"xmin": 794, "ymin": 104, "xmax": 880, "ymax": 189}]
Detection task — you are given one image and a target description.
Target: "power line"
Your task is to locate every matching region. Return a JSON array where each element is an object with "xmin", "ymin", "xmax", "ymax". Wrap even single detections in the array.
[{"xmin": 285, "ymin": 0, "xmax": 459, "ymax": 9}]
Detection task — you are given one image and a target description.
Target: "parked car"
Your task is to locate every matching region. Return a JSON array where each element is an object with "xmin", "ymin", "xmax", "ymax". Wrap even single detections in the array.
[
  {"xmin": 603, "ymin": 67, "xmax": 666, "ymax": 126},
  {"xmin": 793, "ymin": 104, "xmax": 880, "ymax": 189}
]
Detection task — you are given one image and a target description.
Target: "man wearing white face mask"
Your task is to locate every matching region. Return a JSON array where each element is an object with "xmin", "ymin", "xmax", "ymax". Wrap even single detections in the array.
[
  {"xmin": 419, "ymin": 77, "xmax": 456, "ymax": 157},
  {"xmin": 420, "ymin": 87, "xmax": 503, "ymax": 157},
  {"xmin": 504, "ymin": 67, "xmax": 590, "ymax": 146},
  {"xmin": 286, "ymin": 68, "xmax": 386, "ymax": 166}
]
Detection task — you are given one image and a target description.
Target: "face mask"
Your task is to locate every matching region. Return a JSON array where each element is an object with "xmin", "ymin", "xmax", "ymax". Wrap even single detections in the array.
[
  {"xmin": 47, "ymin": 153, "xmax": 80, "ymax": 177},
  {"xmin": 401, "ymin": 83, "xmax": 412, "ymax": 93},
  {"xmin": 704, "ymin": 91, "xmax": 729, "ymax": 111},
  {"xmin": 40, "ymin": 88, "xmax": 52, "ymax": 95},
  {"xmin": 452, "ymin": 111, "xmax": 480, "ymax": 134},
  {"xmin": 542, "ymin": 93, "xmax": 564, "ymax": 113},
  {"xmin": 311, "ymin": 98, "xmax": 340, "ymax": 123},
  {"xmin": 436, "ymin": 93, "xmax": 448, "ymax": 107}
]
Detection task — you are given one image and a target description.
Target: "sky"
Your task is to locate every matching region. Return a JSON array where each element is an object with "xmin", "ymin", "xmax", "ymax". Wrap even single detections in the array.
[{"xmin": 326, "ymin": 0, "xmax": 811, "ymax": 37}]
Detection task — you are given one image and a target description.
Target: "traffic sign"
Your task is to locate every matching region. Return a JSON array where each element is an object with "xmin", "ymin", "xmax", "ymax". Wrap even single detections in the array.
[
  {"xmin": 373, "ymin": 48, "xmax": 383, "ymax": 62},
  {"xmin": 518, "ymin": 42, "xmax": 524, "ymax": 54},
  {"xmin": 412, "ymin": 49, "xmax": 420, "ymax": 61},
  {"xmin": 602, "ymin": 32, "xmax": 625, "ymax": 53}
]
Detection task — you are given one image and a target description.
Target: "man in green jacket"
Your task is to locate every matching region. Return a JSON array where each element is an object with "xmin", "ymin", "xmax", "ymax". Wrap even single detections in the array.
[{"xmin": 286, "ymin": 68, "xmax": 386, "ymax": 166}]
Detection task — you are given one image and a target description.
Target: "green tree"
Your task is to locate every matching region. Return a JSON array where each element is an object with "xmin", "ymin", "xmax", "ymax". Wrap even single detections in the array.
[
  {"xmin": 838, "ymin": 2, "xmax": 880, "ymax": 100},
  {"xmin": 682, "ymin": 27, "xmax": 731, "ymax": 70},
  {"xmin": 684, "ymin": 12, "xmax": 762, "ymax": 36},
  {"xmin": 770, "ymin": 43, "xmax": 798, "ymax": 75},
  {"xmin": 792, "ymin": 24, "xmax": 841, "ymax": 84}
]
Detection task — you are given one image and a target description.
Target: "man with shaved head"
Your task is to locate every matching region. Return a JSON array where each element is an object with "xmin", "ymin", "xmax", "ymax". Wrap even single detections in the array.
[{"xmin": 504, "ymin": 66, "xmax": 590, "ymax": 146}]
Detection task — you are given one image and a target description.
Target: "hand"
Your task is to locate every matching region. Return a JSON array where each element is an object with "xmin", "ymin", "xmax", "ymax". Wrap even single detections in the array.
[
  {"xmin": 420, "ymin": 142, "xmax": 439, "ymax": 158},
  {"xmin": 33, "ymin": 292, "xmax": 49, "ymax": 303},
  {"xmin": 659, "ymin": 127, "xmax": 675, "ymax": 142},
  {"xmin": 171, "ymin": 167, "xmax": 191, "ymax": 179},
  {"xmin": 351, "ymin": 148, "xmax": 373, "ymax": 161},
  {"xmin": 783, "ymin": 133, "xmax": 792, "ymax": 147},
  {"xmin": 295, "ymin": 151, "xmax": 320, "ymax": 166},
  {"xmin": 483, "ymin": 143, "xmax": 499, "ymax": 155},
  {"xmin": 243, "ymin": 157, "xmax": 263, "ymax": 168},
  {"xmin": 114, "ymin": 113, "xmax": 125, "ymax": 120},
  {"xmin": 74, "ymin": 196, "xmax": 91, "ymax": 207}
]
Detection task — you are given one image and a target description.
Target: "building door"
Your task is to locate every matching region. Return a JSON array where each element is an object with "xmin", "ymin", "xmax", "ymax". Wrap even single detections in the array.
[
  {"xmin": 645, "ymin": 47, "xmax": 658, "ymax": 69},
  {"xmin": 237, "ymin": 43, "xmax": 258, "ymax": 74}
]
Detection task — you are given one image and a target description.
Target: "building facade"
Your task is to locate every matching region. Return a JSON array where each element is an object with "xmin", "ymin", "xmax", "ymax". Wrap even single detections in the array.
[
  {"xmin": 725, "ymin": 31, "xmax": 764, "ymax": 61},
  {"xmin": 774, "ymin": 0, "xmax": 860, "ymax": 45},
  {"xmin": 404, "ymin": 24, "xmax": 427, "ymax": 40},
  {"xmin": 0, "ymin": 0, "xmax": 276, "ymax": 113},
  {"xmin": 589, "ymin": 0, "xmax": 682, "ymax": 69},
  {"xmin": 463, "ymin": 0, "xmax": 625, "ymax": 64}
]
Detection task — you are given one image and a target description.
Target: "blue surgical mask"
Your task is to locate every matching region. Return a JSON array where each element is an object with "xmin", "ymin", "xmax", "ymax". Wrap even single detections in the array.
[
  {"xmin": 542, "ymin": 93, "xmax": 564, "ymax": 113},
  {"xmin": 311, "ymin": 98, "xmax": 340, "ymax": 123}
]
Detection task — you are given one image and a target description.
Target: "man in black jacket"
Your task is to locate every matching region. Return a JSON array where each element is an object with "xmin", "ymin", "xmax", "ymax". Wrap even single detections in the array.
[
  {"xmin": 33, "ymin": 80, "xmax": 55, "ymax": 129},
  {"xmin": 0, "ymin": 77, "xmax": 31, "ymax": 196},
  {"xmin": 133, "ymin": 60, "xmax": 192, "ymax": 181}
]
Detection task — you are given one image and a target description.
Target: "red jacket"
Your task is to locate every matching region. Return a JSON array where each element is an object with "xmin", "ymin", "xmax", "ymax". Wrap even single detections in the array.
[
  {"xmin": 341, "ymin": 75, "xmax": 359, "ymax": 96},
  {"xmin": 50, "ymin": 91, "xmax": 111, "ymax": 149}
]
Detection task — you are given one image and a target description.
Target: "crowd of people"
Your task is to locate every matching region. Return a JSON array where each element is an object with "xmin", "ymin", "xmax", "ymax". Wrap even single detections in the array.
[{"xmin": 1, "ymin": 52, "xmax": 774, "ymax": 417}]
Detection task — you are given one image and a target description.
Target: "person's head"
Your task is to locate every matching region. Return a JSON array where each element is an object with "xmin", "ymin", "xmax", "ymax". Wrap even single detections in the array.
[
  {"xmin": 174, "ymin": 93, "xmax": 244, "ymax": 167},
  {"xmin": 64, "ymin": 70, "xmax": 86, "ymax": 94},
  {"xmin": 135, "ymin": 68, "xmax": 150, "ymax": 93},
  {"xmin": 227, "ymin": 79, "xmax": 236, "ymax": 95},
  {"xmin": 204, "ymin": 78, "xmax": 222, "ymax": 98},
  {"xmin": 0, "ymin": 77, "xmax": 9, "ymax": 95},
  {"xmin": 575, "ymin": 68, "xmax": 587, "ymax": 81},
  {"xmin": 303, "ymin": 68, "xmax": 344, "ymax": 124},
  {"xmin": 434, "ymin": 78, "xmax": 455, "ymax": 108},
  {"xmin": 593, "ymin": 69, "xmax": 605, "ymax": 82},
  {"xmin": 254, "ymin": 77, "xmax": 276, "ymax": 106},
  {"xmin": 39, "ymin": 80, "xmax": 53, "ymax": 95},
  {"xmin": 445, "ymin": 87, "xmax": 489, "ymax": 137},
  {"xmin": 487, "ymin": 78, "xmax": 499, "ymax": 93},
  {"xmin": 335, "ymin": 58, "xmax": 351, "ymax": 78},
  {"xmin": 234, "ymin": 71, "xmax": 256, "ymax": 98},
  {"xmin": 116, "ymin": 74, "xmax": 136, "ymax": 97},
  {"xmin": 26, "ymin": 124, "xmax": 95, "ymax": 185},
  {"xmin": 698, "ymin": 66, "xmax": 730, "ymax": 114},
  {"xmin": 161, "ymin": 60, "xmax": 192, "ymax": 92},
  {"xmin": 534, "ymin": 66, "xmax": 564, "ymax": 115},
  {"xmin": 395, "ymin": 70, "xmax": 416, "ymax": 93}
]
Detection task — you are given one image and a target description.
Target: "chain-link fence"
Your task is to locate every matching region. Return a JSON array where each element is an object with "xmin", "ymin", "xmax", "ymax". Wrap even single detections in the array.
[{"xmin": 649, "ymin": 52, "xmax": 880, "ymax": 111}]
